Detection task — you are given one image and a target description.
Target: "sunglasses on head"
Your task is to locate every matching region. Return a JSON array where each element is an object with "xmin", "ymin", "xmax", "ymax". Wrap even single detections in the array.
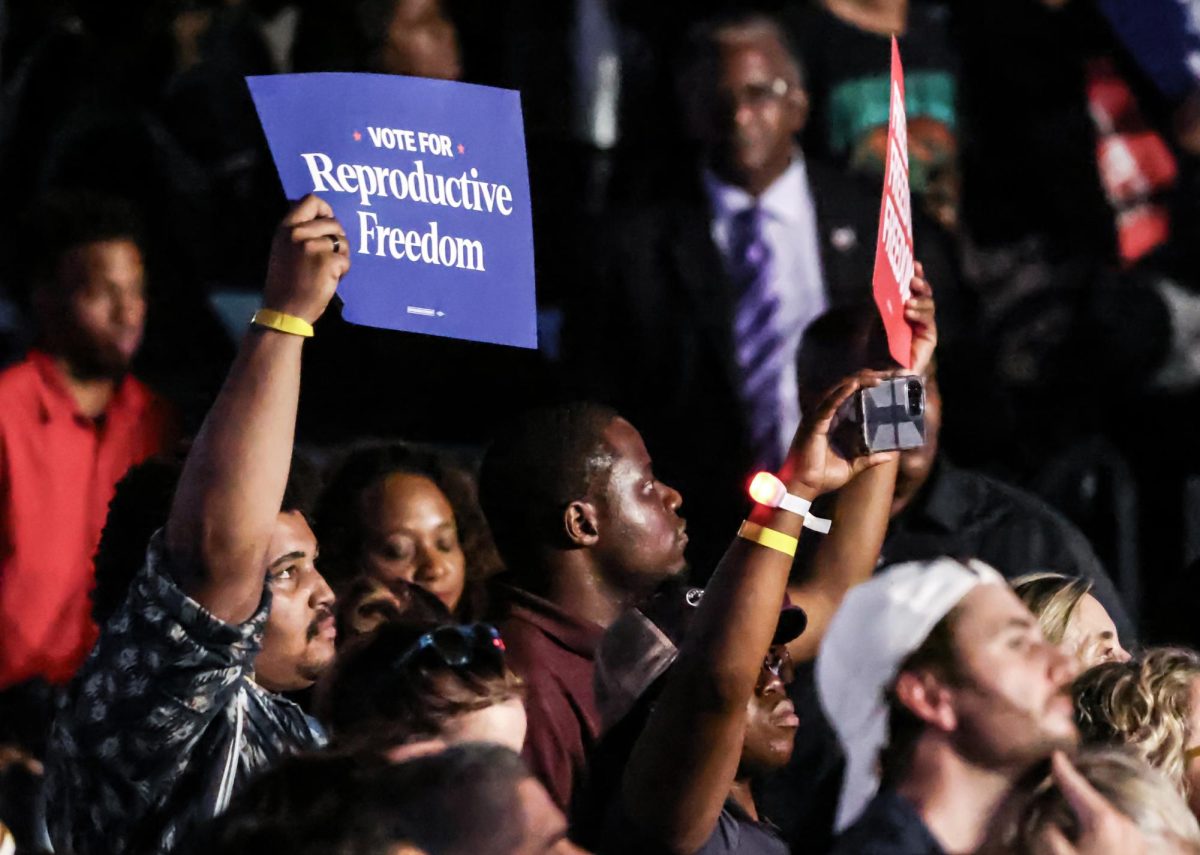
[{"xmin": 395, "ymin": 623, "xmax": 507, "ymax": 673}]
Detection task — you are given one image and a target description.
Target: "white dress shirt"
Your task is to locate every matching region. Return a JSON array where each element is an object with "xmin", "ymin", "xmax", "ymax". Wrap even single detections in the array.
[
  {"xmin": 572, "ymin": 0, "xmax": 621, "ymax": 149},
  {"xmin": 705, "ymin": 155, "xmax": 828, "ymax": 461}
]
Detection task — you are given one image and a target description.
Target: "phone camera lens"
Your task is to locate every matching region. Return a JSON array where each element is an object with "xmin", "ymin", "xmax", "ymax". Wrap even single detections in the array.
[{"xmin": 907, "ymin": 379, "xmax": 925, "ymax": 416}]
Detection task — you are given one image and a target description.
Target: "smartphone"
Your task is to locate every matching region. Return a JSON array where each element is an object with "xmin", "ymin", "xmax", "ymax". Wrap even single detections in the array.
[{"xmin": 833, "ymin": 376, "xmax": 926, "ymax": 456}]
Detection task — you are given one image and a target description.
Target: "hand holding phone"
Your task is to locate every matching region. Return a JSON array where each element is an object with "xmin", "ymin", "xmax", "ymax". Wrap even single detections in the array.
[{"xmin": 833, "ymin": 375, "xmax": 926, "ymax": 457}]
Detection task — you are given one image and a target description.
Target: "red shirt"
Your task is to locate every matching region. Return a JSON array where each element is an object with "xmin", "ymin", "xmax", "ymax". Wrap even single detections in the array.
[
  {"xmin": 0, "ymin": 351, "xmax": 174, "ymax": 688},
  {"xmin": 494, "ymin": 584, "xmax": 605, "ymax": 812}
]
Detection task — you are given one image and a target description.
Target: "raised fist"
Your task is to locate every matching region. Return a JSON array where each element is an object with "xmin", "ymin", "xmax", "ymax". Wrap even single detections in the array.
[{"xmin": 263, "ymin": 194, "xmax": 350, "ymax": 324}]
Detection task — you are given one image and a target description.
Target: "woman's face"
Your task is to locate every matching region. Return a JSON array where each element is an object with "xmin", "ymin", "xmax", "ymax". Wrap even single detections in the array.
[
  {"xmin": 1186, "ymin": 678, "xmax": 1200, "ymax": 820},
  {"xmin": 740, "ymin": 645, "xmax": 798, "ymax": 775},
  {"xmin": 380, "ymin": 0, "xmax": 461, "ymax": 80},
  {"xmin": 1062, "ymin": 594, "xmax": 1129, "ymax": 668},
  {"xmin": 442, "ymin": 697, "xmax": 527, "ymax": 753},
  {"xmin": 360, "ymin": 473, "xmax": 467, "ymax": 613}
]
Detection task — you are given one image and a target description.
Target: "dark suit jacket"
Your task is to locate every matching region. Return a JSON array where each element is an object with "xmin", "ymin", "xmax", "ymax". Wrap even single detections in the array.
[{"xmin": 565, "ymin": 161, "xmax": 967, "ymax": 575}]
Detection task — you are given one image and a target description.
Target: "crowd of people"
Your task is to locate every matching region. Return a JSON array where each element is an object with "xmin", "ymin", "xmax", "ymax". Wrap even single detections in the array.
[{"xmin": 3, "ymin": 0, "xmax": 1200, "ymax": 853}]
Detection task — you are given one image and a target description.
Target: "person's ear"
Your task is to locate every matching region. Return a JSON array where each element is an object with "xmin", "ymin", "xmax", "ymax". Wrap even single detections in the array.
[
  {"xmin": 788, "ymin": 86, "xmax": 809, "ymax": 135},
  {"xmin": 894, "ymin": 669, "xmax": 957, "ymax": 733},
  {"xmin": 563, "ymin": 500, "xmax": 601, "ymax": 547}
]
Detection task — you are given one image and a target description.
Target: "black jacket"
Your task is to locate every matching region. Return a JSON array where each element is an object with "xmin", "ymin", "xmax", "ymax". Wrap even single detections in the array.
[{"xmin": 566, "ymin": 161, "xmax": 966, "ymax": 573}]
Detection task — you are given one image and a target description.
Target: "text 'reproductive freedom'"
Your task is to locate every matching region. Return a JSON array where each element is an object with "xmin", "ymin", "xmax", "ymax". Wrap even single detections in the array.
[{"xmin": 300, "ymin": 151, "xmax": 515, "ymax": 272}]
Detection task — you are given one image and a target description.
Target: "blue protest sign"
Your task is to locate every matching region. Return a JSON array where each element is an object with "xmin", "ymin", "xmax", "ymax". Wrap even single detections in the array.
[
  {"xmin": 1098, "ymin": 0, "xmax": 1200, "ymax": 101},
  {"xmin": 248, "ymin": 73, "xmax": 537, "ymax": 349}
]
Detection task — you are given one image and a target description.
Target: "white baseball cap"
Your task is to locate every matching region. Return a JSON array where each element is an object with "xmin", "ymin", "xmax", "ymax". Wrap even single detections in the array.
[{"xmin": 816, "ymin": 557, "xmax": 1006, "ymax": 831}]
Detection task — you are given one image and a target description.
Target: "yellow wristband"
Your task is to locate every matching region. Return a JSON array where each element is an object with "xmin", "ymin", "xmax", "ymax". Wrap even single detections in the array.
[
  {"xmin": 737, "ymin": 520, "xmax": 798, "ymax": 558},
  {"xmin": 251, "ymin": 309, "xmax": 314, "ymax": 338}
]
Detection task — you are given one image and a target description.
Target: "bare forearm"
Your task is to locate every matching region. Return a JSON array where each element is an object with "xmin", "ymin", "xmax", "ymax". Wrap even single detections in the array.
[
  {"xmin": 788, "ymin": 457, "xmax": 898, "ymax": 661},
  {"xmin": 623, "ymin": 373, "xmax": 890, "ymax": 851},
  {"xmin": 166, "ymin": 328, "xmax": 303, "ymax": 621},
  {"xmin": 164, "ymin": 195, "xmax": 346, "ymax": 621},
  {"xmin": 623, "ymin": 502, "xmax": 803, "ymax": 852},
  {"xmin": 676, "ymin": 497, "xmax": 806, "ymax": 706}
]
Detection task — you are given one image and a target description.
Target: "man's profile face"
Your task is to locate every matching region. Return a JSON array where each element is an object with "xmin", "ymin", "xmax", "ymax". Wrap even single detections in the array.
[
  {"xmin": 48, "ymin": 239, "xmax": 146, "ymax": 379},
  {"xmin": 591, "ymin": 418, "xmax": 688, "ymax": 590},
  {"xmin": 944, "ymin": 585, "xmax": 1080, "ymax": 770},
  {"xmin": 701, "ymin": 37, "xmax": 805, "ymax": 191},
  {"xmin": 255, "ymin": 511, "xmax": 338, "ymax": 693}
]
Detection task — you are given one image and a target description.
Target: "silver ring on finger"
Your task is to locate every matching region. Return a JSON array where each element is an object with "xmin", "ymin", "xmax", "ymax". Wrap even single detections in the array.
[{"xmin": 328, "ymin": 234, "xmax": 341, "ymax": 254}]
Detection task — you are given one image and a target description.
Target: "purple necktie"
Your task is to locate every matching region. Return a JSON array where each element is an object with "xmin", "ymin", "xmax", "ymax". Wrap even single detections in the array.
[{"xmin": 728, "ymin": 206, "xmax": 785, "ymax": 470}]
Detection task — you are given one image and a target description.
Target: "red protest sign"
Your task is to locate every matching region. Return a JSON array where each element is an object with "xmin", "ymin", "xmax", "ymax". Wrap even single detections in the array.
[{"xmin": 871, "ymin": 37, "xmax": 914, "ymax": 368}]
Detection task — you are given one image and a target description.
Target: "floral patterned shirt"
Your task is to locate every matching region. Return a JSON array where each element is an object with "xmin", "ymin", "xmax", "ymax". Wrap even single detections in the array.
[{"xmin": 45, "ymin": 533, "xmax": 325, "ymax": 855}]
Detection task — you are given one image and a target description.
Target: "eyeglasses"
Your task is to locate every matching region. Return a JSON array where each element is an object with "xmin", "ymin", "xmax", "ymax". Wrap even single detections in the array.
[
  {"xmin": 395, "ymin": 623, "xmax": 507, "ymax": 673},
  {"xmin": 1186, "ymin": 745, "xmax": 1200, "ymax": 763},
  {"xmin": 716, "ymin": 77, "xmax": 792, "ymax": 112}
]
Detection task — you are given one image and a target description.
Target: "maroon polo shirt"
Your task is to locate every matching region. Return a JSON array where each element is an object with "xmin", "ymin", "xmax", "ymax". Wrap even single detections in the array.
[{"xmin": 494, "ymin": 583, "xmax": 605, "ymax": 812}]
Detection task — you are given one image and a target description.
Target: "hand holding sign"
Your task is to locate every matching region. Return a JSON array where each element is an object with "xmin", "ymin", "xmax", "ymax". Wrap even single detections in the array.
[
  {"xmin": 264, "ymin": 195, "xmax": 351, "ymax": 324},
  {"xmin": 871, "ymin": 37, "xmax": 915, "ymax": 368},
  {"xmin": 1097, "ymin": 0, "xmax": 1200, "ymax": 101},
  {"xmin": 249, "ymin": 73, "xmax": 536, "ymax": 349},
  {"xmin": 905, "ymin": 262, "xmax": 937, "ymax": 377}
]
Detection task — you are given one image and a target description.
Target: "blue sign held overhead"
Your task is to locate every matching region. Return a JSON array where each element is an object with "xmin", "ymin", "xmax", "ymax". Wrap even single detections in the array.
[
  {"xmin": 1098, "ymin": 0, "xmax": 1200, "ymax": 101},
  {"xmin": 248, "ymin": 73, "xmax": 537, "ymax": 349}
]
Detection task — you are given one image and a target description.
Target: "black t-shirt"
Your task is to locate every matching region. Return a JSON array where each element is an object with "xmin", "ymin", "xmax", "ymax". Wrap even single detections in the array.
[
  {"xmin": 783, "ymin": 3, "xmax": 958, "ymax": 195},
  {"xmin": 756, "ymin": 661, "xmax": 843, "ymax": 854},
  {"xmin": 600, "ymin": 797, "xmax": 788, "ymax": 855},
  {"xmin": 46, "ymin": 534, "xmax": 325, "ymax": 855},
  {"xmin": 950, "ymin": 0, "xmax": 1116, "ymax": 252},
  {"xmin": 827, "ymin": 789, "xmax": 945, "ymax": 855},
  {"xmin": 880, "ymin": 458, "xmax": 1135, "ymax": 644}
]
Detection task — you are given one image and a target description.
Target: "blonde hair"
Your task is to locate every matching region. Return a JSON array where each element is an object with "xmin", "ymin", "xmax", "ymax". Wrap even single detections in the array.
[
  {"xmin": 1074, "ymin": 647, "xmax": 1200, "ymax": 794},
  {"xmin": 980, "ymin": 747, "xmax": 1200, "ymax": 854},
  {"xmin": 1012, "ymin": 572, "xmax": 1093, "ymax": 646}
]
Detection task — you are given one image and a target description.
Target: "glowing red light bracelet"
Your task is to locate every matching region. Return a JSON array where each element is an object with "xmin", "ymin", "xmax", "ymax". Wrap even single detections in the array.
[{"xmin": 748, "ymin": 472, "xmax": 832, "ymax": 534}]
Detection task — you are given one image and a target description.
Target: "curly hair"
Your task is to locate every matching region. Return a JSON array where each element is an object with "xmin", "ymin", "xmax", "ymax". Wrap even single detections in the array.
[
  {"xmin": 1074, "ymin": 647, "xmax": 1200, "ymax": 795},
  {"xmin": 316, "ymin": 621, "xmax": 525, "ymax": 749},
  {"xmin": 979, "ymin": 747, "xmax": 1200, "ymax": 854},
  {"xmin": 1013, "ymin": 572, "xmax": 1093, "ymax": 647},
  {"xmin": 313, "ymin": 442, "xmax": 501, "ymax": 619}
]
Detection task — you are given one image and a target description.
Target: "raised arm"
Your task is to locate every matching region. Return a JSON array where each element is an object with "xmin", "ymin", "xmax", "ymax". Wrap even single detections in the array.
[
  {"xmin": 165, "ymin": 196, "xmax": 348, "ymax": 623},
  {"xmin": 621, "ymin": 374, "xmax": 897, "ymax": 855},
  {"xmin": 786, "ymin": 459, "xmax": 897, "ymax": 662},
  {"xmin": 787, "ymin": 262, "xmax": 937, "ymax": 661}
]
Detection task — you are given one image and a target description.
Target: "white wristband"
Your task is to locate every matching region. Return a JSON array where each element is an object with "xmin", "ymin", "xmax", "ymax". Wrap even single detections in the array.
[{"xmin": 748, "ymin": 472, "xmax": 832, "ymax": 534}]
